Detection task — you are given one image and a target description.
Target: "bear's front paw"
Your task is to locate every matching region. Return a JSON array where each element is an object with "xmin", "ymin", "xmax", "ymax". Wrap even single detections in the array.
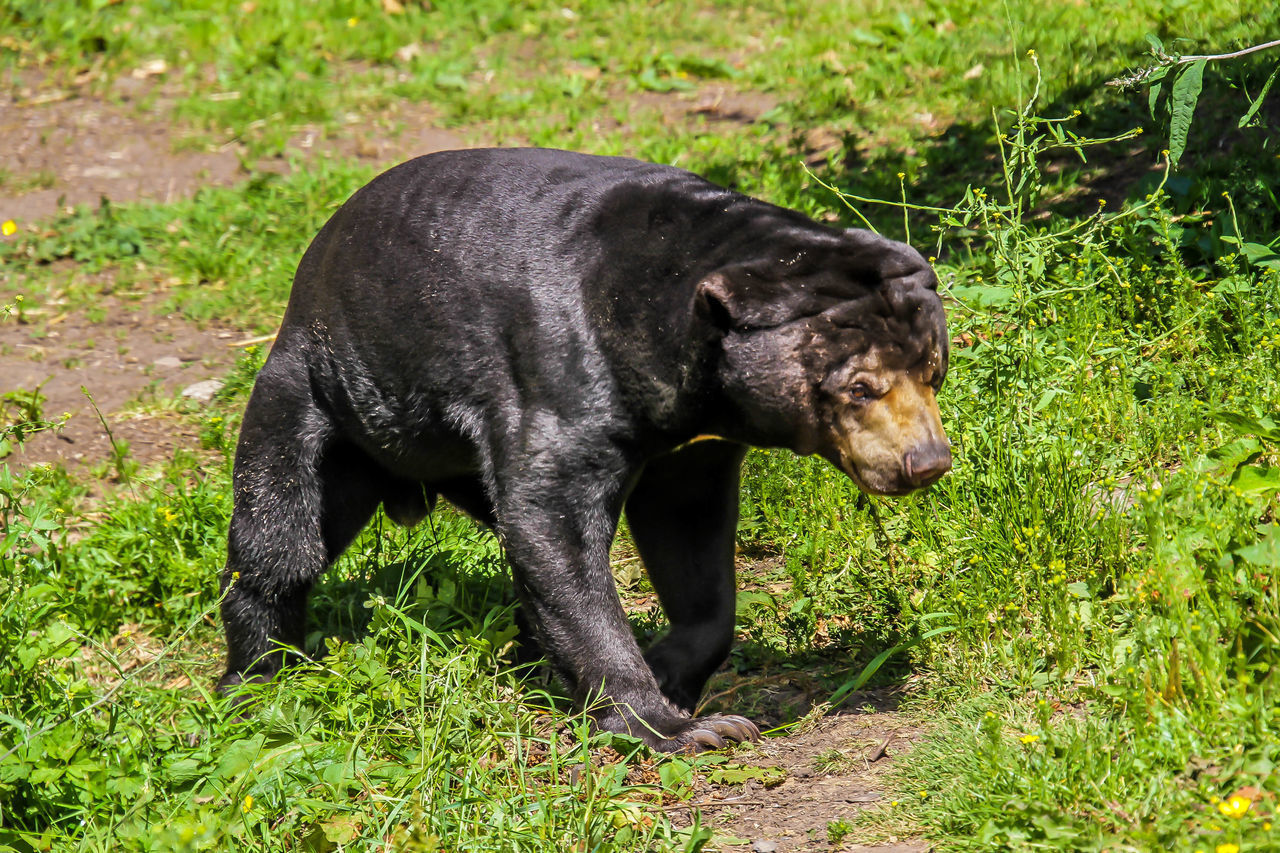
[
  {"xmin": 652, "ymin": 714, "xmax": 761, "ymax": 753},
  {"xmin": 592, "ymin": 698, "xmax": 761, "ymax": 753}
]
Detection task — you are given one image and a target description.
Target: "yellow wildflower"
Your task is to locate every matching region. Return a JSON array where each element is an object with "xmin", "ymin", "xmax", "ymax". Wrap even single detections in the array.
[
  {"xmin": 1216, "ymin": 844, "xmax": 1239, "ymax": 853},
  {"xmin": 1020, "ymin": 734, "xmax": 1039, "ymax": 744},
  {"xmin": 1217, "ymin": 794, "xmax": 1251, "ymax": 818},
  {"xmin": 1, "ymin": 219, "xmax": 15, "ymax": 237}
]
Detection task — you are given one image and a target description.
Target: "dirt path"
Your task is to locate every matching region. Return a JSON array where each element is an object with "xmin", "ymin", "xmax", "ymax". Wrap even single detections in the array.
[
  {"xmin": 1, "ymin": 72, "xmax": 460, "ymax": 472},
  {"xmin": 1, "ymin": 69, "xmax": 461, "ymax": 223},
  {"xmin": 684, "ymin": 708, "xmax": 929, "ymax": 852},
  {"xmin": 0, "ymin": 287, "xmax": 244, "ymax": 471}
]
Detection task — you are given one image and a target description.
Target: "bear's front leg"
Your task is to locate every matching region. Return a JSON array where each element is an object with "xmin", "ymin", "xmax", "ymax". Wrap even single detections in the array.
[{"xmin": 490, "ymin": 447, "xmax": 759, "ymax": 753}]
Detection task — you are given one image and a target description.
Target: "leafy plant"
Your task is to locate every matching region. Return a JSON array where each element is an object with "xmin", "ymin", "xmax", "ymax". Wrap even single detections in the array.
[{"xmin": 1115, "ymin": 35, "xmax": 1280, "ymax": 166}]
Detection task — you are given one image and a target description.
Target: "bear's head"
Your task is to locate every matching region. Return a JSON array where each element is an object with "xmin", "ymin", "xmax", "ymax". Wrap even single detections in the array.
[{"xmin": 698, "ymin": 228, "xmax": 950, "ymax": 496}]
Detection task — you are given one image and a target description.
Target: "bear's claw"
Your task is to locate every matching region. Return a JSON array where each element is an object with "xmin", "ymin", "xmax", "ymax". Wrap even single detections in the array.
[{"xmin": 663, "ymin": 714, "xmax": 761, "ymax": 753}]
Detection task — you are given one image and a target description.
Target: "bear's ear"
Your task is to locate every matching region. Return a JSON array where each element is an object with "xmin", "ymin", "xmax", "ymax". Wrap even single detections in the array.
[
  {"xmin": 694, "ymin": 272, "xmax": 737, "ymax": 332},
  {"xmin": 695, "ymin": 270, "xmax": 813, "ymax": 332}
]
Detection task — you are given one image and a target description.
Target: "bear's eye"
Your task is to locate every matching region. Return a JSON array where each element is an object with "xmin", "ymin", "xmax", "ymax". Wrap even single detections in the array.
[{"xmin": 848, "ymin": 382, "xmax": 880, "ymax": 402}]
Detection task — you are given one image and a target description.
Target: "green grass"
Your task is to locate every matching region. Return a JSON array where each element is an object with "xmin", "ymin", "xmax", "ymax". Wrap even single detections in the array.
[{"xmin": 3, "ymin": 1, "xmax": 1280, "ymax": 850}]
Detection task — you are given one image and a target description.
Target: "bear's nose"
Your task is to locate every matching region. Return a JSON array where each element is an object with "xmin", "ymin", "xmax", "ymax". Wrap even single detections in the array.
[{"xmin": 903, "ymin": 443, "xmax": 951, "ymax": 488}]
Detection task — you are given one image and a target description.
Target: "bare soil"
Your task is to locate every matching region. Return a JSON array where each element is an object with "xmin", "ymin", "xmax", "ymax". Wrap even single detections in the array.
[
  {"xmin": 1, "ymin": 68, "xmax": 461, "ymax": 223},
  {"xmin": 2, "ymin": 76, "xmax": 242, "ymax": 223},
  {"xmin": 1, "ymin": 70, "xmax": 932, "ymax": 851},
  {"xmin": 1, "ymin": 69, "xmax": 460, "ymax": 473},
  {"xmin": 0, "ymin": 283, "xmax": 243, "ymax": 472},
  {"xmin": 681, "ymin": 705, "xmax": 928, "ymax": 852}
]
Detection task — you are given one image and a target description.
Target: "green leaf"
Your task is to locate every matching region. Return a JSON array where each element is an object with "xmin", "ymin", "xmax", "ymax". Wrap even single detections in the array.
[
  {"xmin": 1033, "ymin": 389, "xmax": 1061, "ymax": 413},
  {"xmin": 705, "ymin": 763, "xmax": 786, "ymax": 787},
  {"xmin": 1168, "ymin": 59, "xmax": 1206, "ymax": 166},
  {"xmin": 164, "ymin": 757, "xmax": 205, "ymax": 785},
  {"xmin": 1239, "ymin": 242, "xmax": 1280, "ymax": 271},
  {"xmin": 674, "ymin": 55, "xmax": 738, "ymax": 80},
  {"xmin": 1213, "ymin": 410, "xmax": 1280, "ymax": 443},
  {"xmin": 321, "ymin": 760, "xmax": 356, "ymax": 791},
  {"xmin": 1212, "ymin": 275, "xmax": 1254, "ymax": 295},
  {"xmin": 950, "ymin": 283, "xmax": 1014, "ymax": 307},
  {"xmin": 1237, "ymin": 525, "xmax": 1280, "ymax": 568},
  {"xmin": 1238, "ymin": 64, "xmax": 1279, "ymax": 128},
  {"xmin": 1198, "ymin": 436, "xmax": 1262, "ymax": 475},
  {"xmin": 658, "ymin": 758, "xmax": 695, "ymax": 794},
  {"xmin": 635, "ymin": 68, "xmax": 693, "ymax": 93},
  {"xmin": 212, "ymin": 735, "xmax": 264, "ymax": 780},
  {"xmin": 1148, "ymin": 80, "xmax": 1164, "ymax": 119},
  {"xmin": 432, "ymin": 71, "xmax": 468, "ymax": 91},
  {"xmin": 319, "ymin": 815, "xmax": 362, "ymax": 845},
  {"xmin": 28, "ymin": 766, "xmax": 65, "ymax": 785},
  {"xmin": 1232, "ymin": 465, "xmax": 1280, "ymax": 495},
  {"xmin": 736, "ymin": 590, "xmax": 775, "ymax": 615}
]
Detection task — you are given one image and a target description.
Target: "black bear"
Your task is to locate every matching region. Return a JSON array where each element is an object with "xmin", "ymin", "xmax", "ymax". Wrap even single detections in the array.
[{"xmin": 220, "ymin": 148, "xmax": 950, "ymax": 752}]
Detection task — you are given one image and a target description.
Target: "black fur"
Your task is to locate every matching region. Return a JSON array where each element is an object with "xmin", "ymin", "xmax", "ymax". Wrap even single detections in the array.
[{"xmin": 220, "ymin": 148, "xmax": 948, "ymax": 751}]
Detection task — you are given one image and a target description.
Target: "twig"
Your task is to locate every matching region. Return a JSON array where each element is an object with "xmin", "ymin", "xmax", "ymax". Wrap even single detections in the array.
[
  {"xmin": 665, "ymin": 799, "xmax": 769, "ymax": 811},
  {"xmin": 1178, "ymin": 39, "xmax": 1280, "ymax": 64},
  {"xmin": 868, "ymin": 733, "xmax": 894, "ymax": 762},
  {"xmin": 230, "ymin": 332, "xmax": 277, "ymax": 347},
  {"xmin": 1107, "ymin": 38, "xmax": 1280, "ymax": 89},
  {"xmin": 693, "ymin": 670, "xmax": 818, "ymax": 717}
]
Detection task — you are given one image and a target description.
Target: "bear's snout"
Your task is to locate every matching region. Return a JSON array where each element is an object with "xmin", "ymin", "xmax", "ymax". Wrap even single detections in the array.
[
  {"xmin": 821, "ymin": 373, "xmax": 951, "ymax": 497},
  {"xmin": 903, "ymin": 442, "xmax": 951, "ymax": 489}
]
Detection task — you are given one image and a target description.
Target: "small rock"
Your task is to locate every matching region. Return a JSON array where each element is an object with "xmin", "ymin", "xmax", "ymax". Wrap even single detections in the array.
[
  {"xmin": 153, "ymin": 356, "xmax": 183, "ymax": 369},
  {"xmin": 181, "ymin": 379, "xmax": 223, "ymax": 403},
  {"xmin": 82, "ymin": 165, "xmax": 127, "ymax": 180},
  {"xmin": 752, "ymin": 841, "xmax": 778, "ymax": 853}
]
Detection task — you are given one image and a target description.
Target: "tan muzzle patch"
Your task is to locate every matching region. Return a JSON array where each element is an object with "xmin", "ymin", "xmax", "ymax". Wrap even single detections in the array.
[{"xmin": 833, "ymin": 377, "xmax": 951, "ymax": 496}]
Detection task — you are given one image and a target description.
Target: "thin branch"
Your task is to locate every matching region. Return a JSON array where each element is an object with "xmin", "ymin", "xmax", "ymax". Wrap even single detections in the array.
[
  {"xmin": 1108, "ymin": 38, "xmax": 1280, "ymax": 89},
  {"xmin": 665, "ymin": 799, "xmax": 769, "ymax": 811},
  {"xmin": 1178, "ymin": 38, "xmax": 1280, "ymax": 64}
]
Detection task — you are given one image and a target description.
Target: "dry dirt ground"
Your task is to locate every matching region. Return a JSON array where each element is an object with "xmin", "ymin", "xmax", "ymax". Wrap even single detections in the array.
[
  {"xmin": 672, "ymin": 705, "xmax": 928, "ymax": 852},
  {"xmin": 1, "ymin": 69, "xmax": 461, "ymax": 472},
  {"xmin": 0, "ymin": 283, "xmax": 243, "ymax": 472},
  {"xmin": 0, "ymin": 74, "xmax": 930, "ymax": 852}
]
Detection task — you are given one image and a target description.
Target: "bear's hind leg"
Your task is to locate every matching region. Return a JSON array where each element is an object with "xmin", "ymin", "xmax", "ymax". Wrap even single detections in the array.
[{"xmin": 219, "ymin": 366, "xmax": 384, "ymax": 692}]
